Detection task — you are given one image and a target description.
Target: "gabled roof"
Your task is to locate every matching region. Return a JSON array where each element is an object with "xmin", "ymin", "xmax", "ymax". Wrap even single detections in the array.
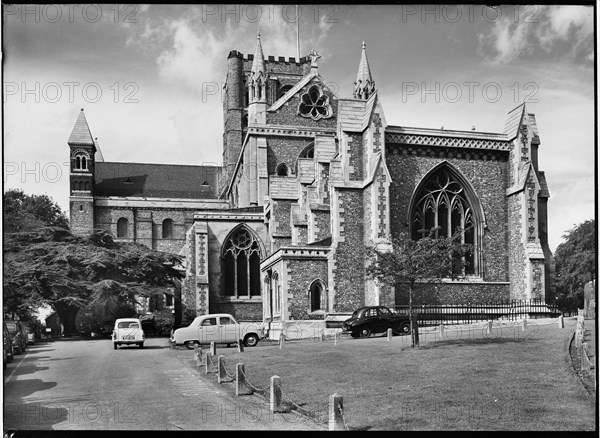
[
  {"xmin": 268, "ymin": 71, "xmax": 337, "ymax": 112},
  {"xmin": 94, "ymin": 162, "xmax": 221, "ymax": 199},
  {"xmin": 93, "ymin": 138, "xmax": 105, "ymax": 162},
  {"xmin": 68, "ymin": 109, "xmax": 95, "ymax": 145}
]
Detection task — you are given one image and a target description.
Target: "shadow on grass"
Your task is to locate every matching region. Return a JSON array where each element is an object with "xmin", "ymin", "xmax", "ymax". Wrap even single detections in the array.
[{"xmin": 415, "ymin": 337, "xmax": 536, "ymax": 350}]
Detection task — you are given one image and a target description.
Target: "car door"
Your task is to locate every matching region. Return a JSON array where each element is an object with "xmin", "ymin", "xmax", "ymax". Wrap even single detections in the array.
[
  {"xmin": 218, "ymin": 316, "xmax": 239, "ymax": 343},
  {"xmin": 198, "ymin": 317, "xmax": 219, "ymax": 344},
  {"xmin": 364, "ymin": 308, "xmax": 381, "ymax": 333},
  {"xmin": 377, "ymin": 307, "xmax": 394, "ymax": 332}
]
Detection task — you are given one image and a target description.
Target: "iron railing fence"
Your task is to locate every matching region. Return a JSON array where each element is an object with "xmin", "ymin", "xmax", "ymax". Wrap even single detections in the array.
[{"xmin": 393, "ymin": 299, "xmax": 561, "ymax": 326}]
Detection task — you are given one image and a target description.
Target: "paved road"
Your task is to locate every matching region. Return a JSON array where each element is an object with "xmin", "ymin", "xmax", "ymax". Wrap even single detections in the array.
[{"xmin": 3, "ymin": 338, "xmax": 324, "ymax": 431}]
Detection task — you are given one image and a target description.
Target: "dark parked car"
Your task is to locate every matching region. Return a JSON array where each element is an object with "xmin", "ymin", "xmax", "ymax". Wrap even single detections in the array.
[
  {"xmin": 21, "ymin": 321, "xmax": 37, "ymax": 345},
  {"xmin": 5, "ymin": 321, "xmax": 27, "ymax": 354},
  {"xmin": 342, "ymin": 306, "xmax": 411, "ymax": 338},
  {"xmin": 99, "ymin": 322, "xmax": 115, "ymax": 339},
  {"xmin": 4, "ymin": 323, "xmax": 14, "ymax": 367}
]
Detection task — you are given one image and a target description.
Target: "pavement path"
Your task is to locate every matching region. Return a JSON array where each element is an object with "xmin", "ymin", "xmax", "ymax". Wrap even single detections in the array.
[{"xmin": 3, "ymin": 337, "xmax": 324, "ymax": 431}]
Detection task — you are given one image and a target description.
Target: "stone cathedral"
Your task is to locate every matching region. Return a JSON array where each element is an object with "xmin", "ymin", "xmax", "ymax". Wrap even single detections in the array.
[{"xmin": 68, "ymin": 34, "xmax": 554, "ymax": 335}]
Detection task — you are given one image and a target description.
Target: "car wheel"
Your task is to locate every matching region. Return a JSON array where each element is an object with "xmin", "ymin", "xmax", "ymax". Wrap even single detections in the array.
[
  {"xmin": 359, "ymin": 328, "xmax": 371, "ymax": 338},
  {"xmin": 184, "ymin": 341, "xmax": 199, "ymax": 350},
  {"xmin": 243, "ymin": 334, "xmax": 259, "ymax": 347},
  {"xmin": 113, "ymin": 343, "xmax": 118, "ymax": 350},
  {"xmin": 400, "ymin": 323, "xmax": 411, "ymax": 334},
  {"xmin": 139, "ymin": 343, "xmax": 144, "ymax": 349}
]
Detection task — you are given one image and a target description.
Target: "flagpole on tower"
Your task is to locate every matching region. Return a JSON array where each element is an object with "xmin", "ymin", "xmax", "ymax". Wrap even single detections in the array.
[{"xmin": 296, "ymin": 5, "xmax": 300, "ymax": 60}]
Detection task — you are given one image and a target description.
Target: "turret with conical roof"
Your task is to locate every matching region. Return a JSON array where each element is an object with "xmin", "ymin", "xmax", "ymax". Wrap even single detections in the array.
[{"xmin": 353, "ymin": 42, "xmax": 376, "ymax": 100}]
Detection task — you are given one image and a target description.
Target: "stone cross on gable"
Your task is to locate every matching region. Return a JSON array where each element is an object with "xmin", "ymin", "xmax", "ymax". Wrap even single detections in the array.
[{"xmin": 308, "ymin": 49, "xmax": 321, "ymax": 72}]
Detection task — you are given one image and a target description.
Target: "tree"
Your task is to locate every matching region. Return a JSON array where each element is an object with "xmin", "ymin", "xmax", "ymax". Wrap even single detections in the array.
[
  {"xmin": 366, "ymin": 229, "xmax": 471, "ymax": 347},
  {"xmin": 3, "ymin": 189, "xmax": 69, "ymax": 232},
  {"xmin": 554, "ymin": 219, "xmax": 596, "ymax": 312},
  {"xmin": 3, "ymin": 227, "xmax": 184, "ymax": 335}
]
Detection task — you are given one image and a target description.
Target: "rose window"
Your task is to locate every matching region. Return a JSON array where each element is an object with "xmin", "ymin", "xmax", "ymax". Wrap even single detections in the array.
[{"xmin": 298, "ymin": 85, "xmax": 332, "ymax": 120}]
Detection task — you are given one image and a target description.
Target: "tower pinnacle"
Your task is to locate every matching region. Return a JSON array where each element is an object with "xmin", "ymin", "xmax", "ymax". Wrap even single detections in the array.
[
  {"xmin": 250, "ymin": 31, "xmax": 266, "ymax": 103},
  {"xmin": 353, "ymin": 41, "xmax": 375, "ymax": 100}
]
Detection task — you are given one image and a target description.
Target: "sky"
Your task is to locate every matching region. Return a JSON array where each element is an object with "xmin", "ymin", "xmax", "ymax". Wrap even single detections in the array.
[{"xmin": 2, "ymin": 3, "xmax": 596, "ymax": 253}]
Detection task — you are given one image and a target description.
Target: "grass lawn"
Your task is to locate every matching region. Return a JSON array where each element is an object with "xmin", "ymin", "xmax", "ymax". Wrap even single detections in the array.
[{"xmin": 192, "ymin": 318, "xmax": 596, "ymax": 431}]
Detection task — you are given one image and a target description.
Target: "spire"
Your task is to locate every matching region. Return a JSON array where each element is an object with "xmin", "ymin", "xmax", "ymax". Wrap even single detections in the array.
[
  {"xmin": 353, "ymin": 41, "xmax": 376, "ymax": 100},
  {"xmin": 68, "ymin": 108, "xmax": 94, "ymax": 145},
  {"xmin": 249, "ymin": 31, "xmax": 267, "ymax": 103},
  {"xmin": 250, "ymin": 31, "xmax": 266, "ymax": 84}
]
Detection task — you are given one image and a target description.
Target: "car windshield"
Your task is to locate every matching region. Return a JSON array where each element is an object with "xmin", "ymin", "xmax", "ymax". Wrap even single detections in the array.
[{"xmin": 379, "ymin": 307, "xmax": 391, "ymax": 315}]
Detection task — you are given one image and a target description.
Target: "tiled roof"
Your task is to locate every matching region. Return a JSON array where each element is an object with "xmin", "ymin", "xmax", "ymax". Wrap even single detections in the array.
[
  {"xmin": 504, "ymin": 103, "xmax": 525, "ymax": 140},
  {"xmin": 68, "ymin": 109, "xmax": 94, "ymax": 145},
  {"xmin": 338, "ymin": 99, "xmax": 366, "ymax": 131},
  {"xmin": 94, "ymin": 162, "xmax": 221, "ymax": 199}
]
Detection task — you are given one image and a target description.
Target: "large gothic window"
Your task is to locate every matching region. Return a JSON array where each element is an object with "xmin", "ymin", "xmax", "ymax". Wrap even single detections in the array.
[
  {"xmin": 222, "ymin": 227, "xmax": 262, "ymax": 298},
  {"xmin": 411, "ymin": 167, "xmax": 478, "ymax": 275}
]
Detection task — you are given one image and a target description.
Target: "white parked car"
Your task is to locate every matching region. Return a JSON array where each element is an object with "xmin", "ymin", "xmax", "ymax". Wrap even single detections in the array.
[
  {"xmin": 112, "ymin": 318, "xmax": 144, "ymax": 349},
  {"xmin": 170, "ymin": 313, "xmax": 261, "ymax": 349}
]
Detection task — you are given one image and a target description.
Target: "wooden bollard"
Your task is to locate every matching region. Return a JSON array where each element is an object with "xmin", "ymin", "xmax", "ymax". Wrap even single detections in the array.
[
  {"xmin": 237, "ymin": 339, "xmax": 244, "ymax": 353},
  {"xmin": 236, "ymin": 363, "xmax": 253, "ymax": 396},
  {"xmin": 279, "ymin": 335, "xmax": 285, "ymax": 350},
  {"xmin": 387, "ymin": 328, "xmax": 393, "ymax": 341},
  {"xmin": 194, "ymin": 345, "xmax": 203, "ymax": 367},
  {"xmin": 557, "ymin": 315, "xmax": 564, "ymax": 329},
  {"xmin": 210, "ymin": 341, "xmax": 217, "ymax": 356},
  {"xmin": 522, "ymin": 318, "xmax": 527, "ymax": 330},
  {"xmin": 334, "ymin": 332, "xmax": 339, "ymax": 345},
  {"xmin": 205, "ymin": 353, "xmax": 216, "ymax": 374},
  {"xmin": 328, "ymin": 393, "xmax": 344, "ymax": 431},
  {"xmin": 487, "ymin": 320, "xmax": 493, "ymax": 335},
  {"xmin": 438, "ymin": 324, "xmax": 444, "ymax": 337},
  {"xmin": 218, "ymin": 355, "xmax": 231, "ymax": 383},
  {"xmin": 270, "ymin": 375, "xmax": 283, "ymax": 413}
]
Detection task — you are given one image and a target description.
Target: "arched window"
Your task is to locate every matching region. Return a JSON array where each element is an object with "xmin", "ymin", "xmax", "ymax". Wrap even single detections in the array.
[
  {"xmin": 276, "ymin": 163, "xmax": 289, "ymax": 176},
  {"xmin": 299, "ymin": 142, "xmax": 315, "ymax": 159},
  {"xmin": 162, "ymin": 219, "xmax": 174, "ymax": 239},
  {"xmin": 272, "ymin": 271, "xmax": 280, "ymax": 315},
  {"xmin": 309, "ymin": 280, "xmax": 327, "ymax": 313},
  {"xmin": 221, "ymin": 227, "xmax": 262, "ymax": 298},
  {"xmin": 117, "ymin": 218, "xmax": 128, "ymax": 238},
  {"xmin": 73, "ymin": 152, "xmax": 89, "ymax": 171},
  {"xmin": 410, "ymin": 166, "xmax": 479, "ymax": 275}
]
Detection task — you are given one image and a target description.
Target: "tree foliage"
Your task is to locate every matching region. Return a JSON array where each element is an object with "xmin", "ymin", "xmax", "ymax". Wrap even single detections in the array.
[
  {"xmin": 554, "ymin": 219, "xmax": 596, "ymax": 311},
  {"xmin": 3, "ymin": 227, "xmax": 184, "ymax": 335},
  {"xmin": 366, "ymin": 229, "xmax": 472, "ymax": 347},
  {"xmin": 3, "ymin": 189, "xmax": 69, "ymax": 232}
]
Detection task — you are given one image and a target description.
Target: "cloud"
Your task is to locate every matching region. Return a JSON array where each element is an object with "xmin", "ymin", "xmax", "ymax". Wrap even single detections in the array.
[{"xmin": 477, "ymin": 5, "xmax": 593, "ymax": 65}]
